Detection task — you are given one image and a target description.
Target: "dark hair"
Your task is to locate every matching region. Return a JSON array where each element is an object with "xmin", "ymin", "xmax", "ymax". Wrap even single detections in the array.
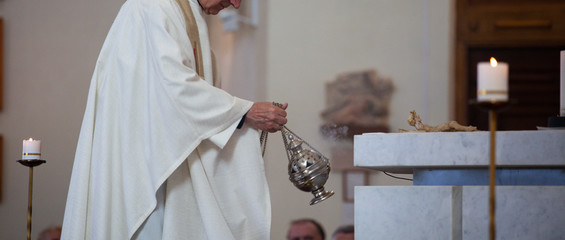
[
  {"xmin": 332, "ymin": 224, "xmax": 354, "ymax": 237},
  {"xmin": 289, "ymin": 218, "xmax": 326, "ymax": 240}
]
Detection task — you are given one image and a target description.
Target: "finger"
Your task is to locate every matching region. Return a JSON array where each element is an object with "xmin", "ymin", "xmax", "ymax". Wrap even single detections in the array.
[
  {"xmin": 264, "ymin": 111, "xmax": 286, "ymax": 125},
  {"xmin": 263, "ymin": 121, "xmax": 281, "ymax": 132},
  {"xmin": 271, "ymin": 105, "xmax": 287, "ymax": 117},
  {"xmin": 275, "ymin": 117, "xmax": 287, "ymax": 126}
]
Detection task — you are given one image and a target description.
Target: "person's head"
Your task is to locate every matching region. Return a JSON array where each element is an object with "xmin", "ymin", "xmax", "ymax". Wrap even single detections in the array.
[
  {"xmin": 332, "ymin": 225, "xmax": 354, "ymax": 240},
  {"xmin": 37, "ymin": 226, "xmax": 61, "ymax": 240},
  {"xmin": 287, "ymin": 218, "xmax": 326, "ymax": 240},
  {"xmin": 198, "ymin": 0, "xmax": 241, "ymax": 15}
]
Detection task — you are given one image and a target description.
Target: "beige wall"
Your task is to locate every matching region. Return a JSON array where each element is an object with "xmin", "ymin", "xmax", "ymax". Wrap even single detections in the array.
[
  {"xmin": 0, "ymin": 0, "xmax": 453, "ymax": 239},
  {"xmin": 265, "ymin": 0, "xmax": 454, "ymax": 238},
  {"xmin": 0, "ymin": 0, "xmax": 123, "ymax": 239}
]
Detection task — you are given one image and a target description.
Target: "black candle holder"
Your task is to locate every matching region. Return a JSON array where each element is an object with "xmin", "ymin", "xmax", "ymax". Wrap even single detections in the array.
[
  {"xmin": 17, "ymin": 159, "xmax": 46, "ymax": 240},
  {"xmin": 548, "ymin": 115, "xmax": 565, "ymax": 128}
]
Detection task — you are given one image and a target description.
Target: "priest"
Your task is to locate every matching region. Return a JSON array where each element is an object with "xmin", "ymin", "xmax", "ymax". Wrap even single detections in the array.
[{"xmin": 61, "ymin": 0, "xmax": 287, "ymax": 239}]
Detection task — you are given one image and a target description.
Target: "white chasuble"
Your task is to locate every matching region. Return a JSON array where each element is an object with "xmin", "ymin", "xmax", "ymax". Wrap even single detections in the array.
[{"xmin": 61, "ymin": 0, "xmax": 271, "ymax": 239}]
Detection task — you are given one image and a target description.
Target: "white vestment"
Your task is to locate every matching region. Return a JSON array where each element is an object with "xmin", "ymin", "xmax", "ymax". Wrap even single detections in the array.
[{"xmin": 61, "ymin": 0, "xmax": 271, "ymax": 239}]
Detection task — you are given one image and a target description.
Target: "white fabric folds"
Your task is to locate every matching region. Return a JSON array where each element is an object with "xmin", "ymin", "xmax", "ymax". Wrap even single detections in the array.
[{"xmin": 61, "ymin": 0, "xmax": 271, "ymax": 239}]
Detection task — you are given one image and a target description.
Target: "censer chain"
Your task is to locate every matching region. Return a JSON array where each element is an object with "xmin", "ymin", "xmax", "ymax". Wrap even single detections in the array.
[
  {"xmin": 259, "ymin": 102, "xmax": 285, "ymax": 157},
  {"xmin": 260, "ymin": 102, "xmax": 320, "ymax": 162},
  {"xmin": 260, "ymin": 130, "xmax": 268, "ymax": 157}
]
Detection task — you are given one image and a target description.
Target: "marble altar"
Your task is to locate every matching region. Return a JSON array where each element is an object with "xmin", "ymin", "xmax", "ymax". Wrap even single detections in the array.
[
  {"xmin": 355, "ymin": 130, "xmax": 565, "ymax": 172},
  {"xmin": 354, "ymin": 130, "xmax": 565, "ymax": 239}
]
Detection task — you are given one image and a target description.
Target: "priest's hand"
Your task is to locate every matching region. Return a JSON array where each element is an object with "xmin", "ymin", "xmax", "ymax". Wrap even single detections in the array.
[{"xmin": 246, "ymin": 102, "xmax": 288, "ymax": 132}]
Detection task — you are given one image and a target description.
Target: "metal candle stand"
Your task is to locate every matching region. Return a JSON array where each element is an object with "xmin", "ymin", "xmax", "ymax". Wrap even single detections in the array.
[
  {"xmin": 17, "ymin": 159, "xmax": 46, "ymax": 240},
  {"xmin": 473, "ymin": 100, "xmax": 510, "ymax": 240},
  {"xmin": 547, "ymin": 115, "xmax": 565, "ymax": 128}
]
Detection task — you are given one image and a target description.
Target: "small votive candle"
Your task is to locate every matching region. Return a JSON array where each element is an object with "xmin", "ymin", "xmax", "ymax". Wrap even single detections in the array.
[
  {"xmin": 477, "ymin": 57, "xmax": 509, "ymax": 102},
  {"xmin": 22, "ymin": 138, "xmax": 41, "ymax": 160}
]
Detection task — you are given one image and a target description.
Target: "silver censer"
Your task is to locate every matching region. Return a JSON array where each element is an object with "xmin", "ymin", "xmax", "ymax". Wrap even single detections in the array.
[{"xmin": 280, "ymin": 126, "xmax": 335, "ymax": 205}]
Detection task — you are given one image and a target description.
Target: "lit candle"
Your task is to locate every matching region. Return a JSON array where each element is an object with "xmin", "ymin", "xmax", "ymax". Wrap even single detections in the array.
[
  {"xmin": 22, "ymin": 138, "xmax": 41, "ymax": 160},
  {"xmin": 559, "ymin": 51, "xmax": 565, "ymax": 117},
  {"xmin": 477, "ymin": 57, "xmax": 509, "ymax": 102}
]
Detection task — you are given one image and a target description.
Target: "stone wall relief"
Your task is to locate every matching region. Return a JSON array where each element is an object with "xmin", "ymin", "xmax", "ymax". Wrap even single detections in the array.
[{"xmin": 320, "ymin": 69, "xmax": 394, "ymax": 202}]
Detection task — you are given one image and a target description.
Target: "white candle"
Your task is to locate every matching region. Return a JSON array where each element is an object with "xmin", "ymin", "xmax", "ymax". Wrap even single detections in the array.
[
  {"xmin": 22, "ymin": 138, "xmax": 41, "ymax": 160},
  {"xmin": 477, "ymin": 57, "xmax": 509, "ymax": 102},
  {"xmin": 559, "ymin": 51, "xmax": 565, "ymax": 117}
]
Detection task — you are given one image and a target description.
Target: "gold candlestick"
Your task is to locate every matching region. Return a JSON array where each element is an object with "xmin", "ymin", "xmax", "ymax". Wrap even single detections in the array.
[
  {"xmin": 474, "ymin": 100, "xmax": 510, "ymax": 240},
  {"xmin": 488, "ymin": 108, "xmax": 497, "ymax": 240},
  {"xmin": 18, "ymin": 159, "xmax": 46, "ymax": 240}
]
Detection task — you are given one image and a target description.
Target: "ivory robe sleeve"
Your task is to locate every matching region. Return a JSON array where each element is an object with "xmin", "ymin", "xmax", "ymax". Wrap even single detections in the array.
[{"xmin": 61, "ymin": 0, "xmax": 258, "ymax": 238}]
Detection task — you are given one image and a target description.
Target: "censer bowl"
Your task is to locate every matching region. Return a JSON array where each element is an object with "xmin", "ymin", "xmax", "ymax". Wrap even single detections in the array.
[
  {"xmin": 275, "ymin": 120, "xmax": 335, "ymax": 205},
  {"xmin": 288, "ymin": 149, "xmax": 335, "ymax": 205}
]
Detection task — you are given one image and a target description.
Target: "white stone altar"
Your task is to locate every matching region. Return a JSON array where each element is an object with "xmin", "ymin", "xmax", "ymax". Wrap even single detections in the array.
[{"xmin": 354, "ymin": 130, "xmax": 565, "ymax": 239}]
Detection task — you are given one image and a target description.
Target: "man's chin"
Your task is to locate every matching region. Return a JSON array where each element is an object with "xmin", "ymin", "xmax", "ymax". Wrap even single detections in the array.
[
  {"xmin": 206, "ymin": 7, "xmax": 223, "ymax": 15},
  {"xmin": 206, "ymin": 9, "xmax": 219, "ymax": 15}
]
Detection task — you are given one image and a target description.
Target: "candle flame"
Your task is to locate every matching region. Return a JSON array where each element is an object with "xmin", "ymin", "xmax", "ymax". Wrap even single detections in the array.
[
  {"xmin": 490, "ymin": 57, "xmax": 498, "ymax": 67},
  {"xmin": 27, "ymin": 138, "xmax": 34, "ymax": 141}
]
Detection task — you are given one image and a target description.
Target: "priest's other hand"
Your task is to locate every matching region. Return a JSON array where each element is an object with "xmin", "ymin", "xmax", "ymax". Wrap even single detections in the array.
[{"xmin": 246, "ymin": 102, "xmax": 288, "ymax": 132}]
